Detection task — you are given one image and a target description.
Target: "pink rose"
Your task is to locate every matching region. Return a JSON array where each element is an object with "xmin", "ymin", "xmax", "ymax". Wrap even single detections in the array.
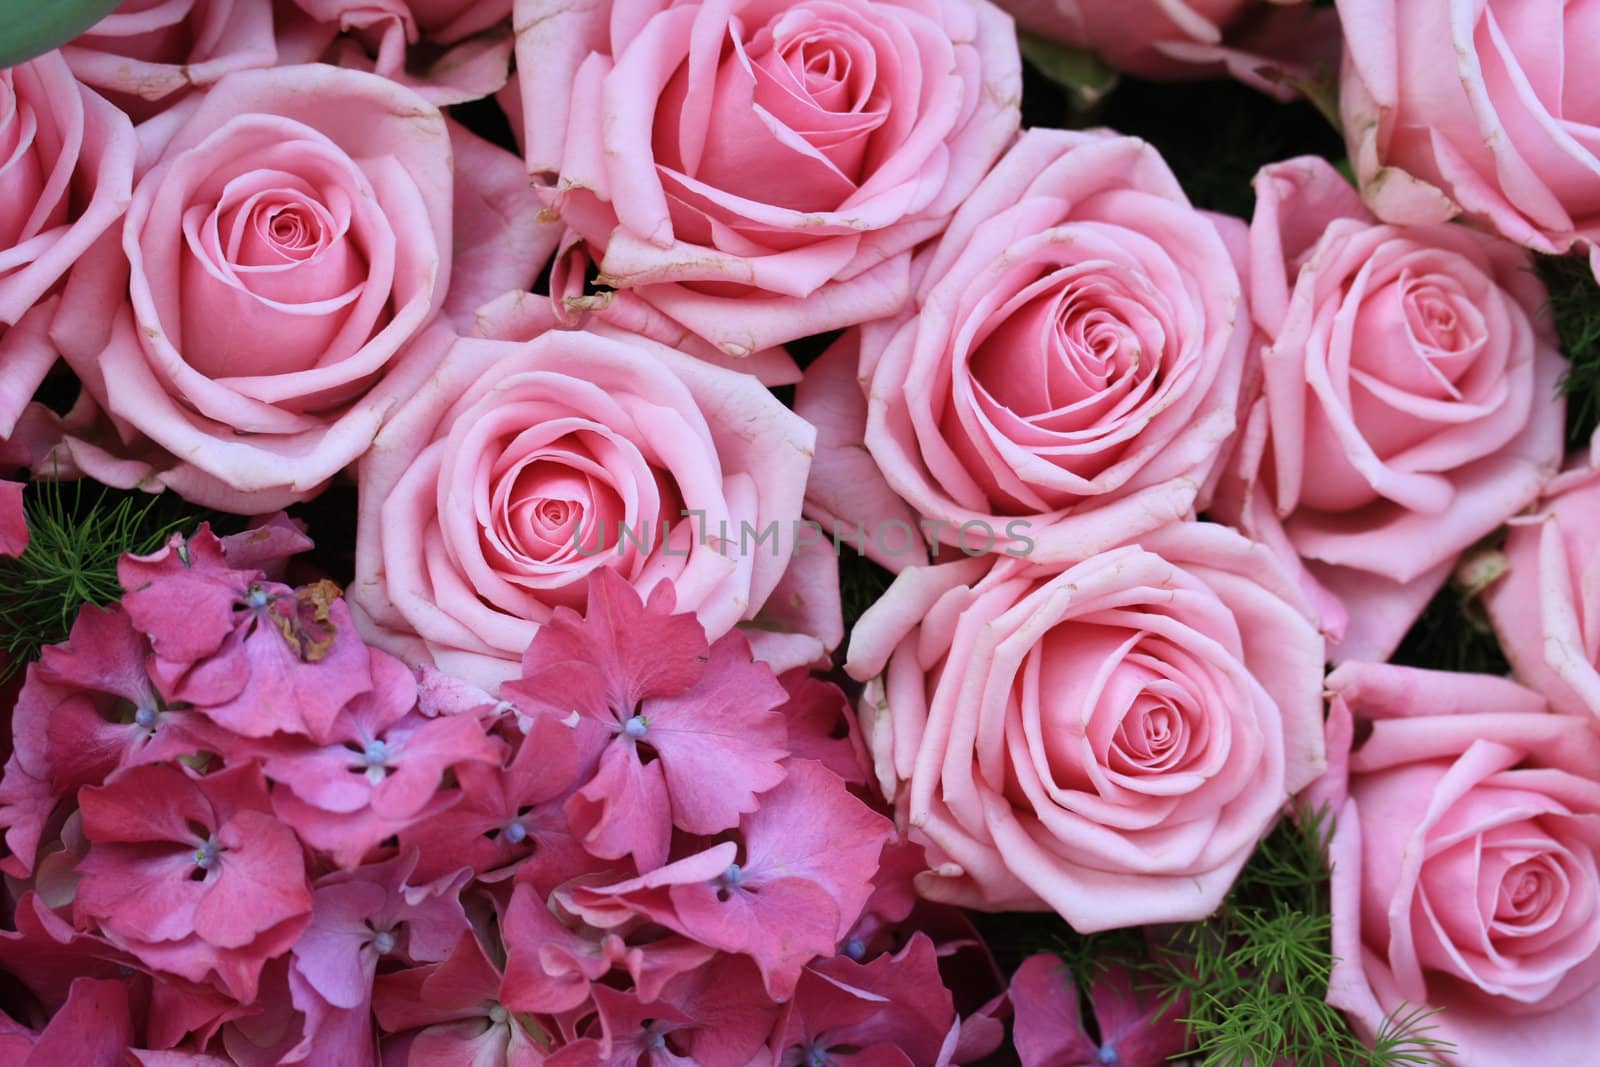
[
  {"xmin": 1211, "ymin": 156, "xmax": 1564, "ymax": 662},
  {"xmin": 49, "ymin": 65, "xmax": 556, "ymax": 513},
  {"xmin": 282, "ymin": 0, "xmax": 515, "ymax": 106},
  {"xmin": 349, "ymin": 311, "xmax": 822, "ymax": 691},
  {"xmin": 844, "ymin": 521, "xmax": 1325, "ymax": 930},
  {"xmin": 60, "ymin": 0, "xmax": 279, "ymax": 119},
  {"xmin": 515, "ymin": 0, "xmax": 1022, "ymax": 356},
  {"xmin": 1319, "ymin": 661, "xmax": 1600, "ymax": 1065},
  {"xmin": 800, "ymin": 129, "xmax": 1249, "ymax": 570},
  {"xmin": 998, "ymin": 0, "xmax": 1336, "ymax": 99},
  {"xmin": 1484, "ymin": 460, "xmax": 1600, "ymax": 721},
  {"xmin": 0, "ymin": 52, "xmax": 135, "ymax": 439},
  {"xmin": 1338, "ymin": 0, "xmax": 1600, "ymax": 279}
]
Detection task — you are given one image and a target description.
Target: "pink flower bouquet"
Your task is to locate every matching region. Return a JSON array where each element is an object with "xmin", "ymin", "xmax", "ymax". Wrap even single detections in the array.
[{"xmin": 1, "ymin": 2, "xmax": 1599, "ymax": 1064}]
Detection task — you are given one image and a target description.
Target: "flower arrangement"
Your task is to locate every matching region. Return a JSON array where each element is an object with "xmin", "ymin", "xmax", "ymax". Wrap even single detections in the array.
[{"xmin": 2, "ymin": 0, "xmax": 1599, "ymax": 1064}]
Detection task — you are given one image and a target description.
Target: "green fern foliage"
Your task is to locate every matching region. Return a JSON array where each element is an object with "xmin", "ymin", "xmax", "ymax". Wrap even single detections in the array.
[{"xmin": 0, "ymin": 480, "xmax": 210, "ymax": 678}]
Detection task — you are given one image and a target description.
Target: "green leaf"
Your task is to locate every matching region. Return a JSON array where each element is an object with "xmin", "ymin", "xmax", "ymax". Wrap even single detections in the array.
[
  {"xmin": 1016, "ymin": 30, "xmax": 1119, "ymax": 112},
  {"xmin": 0, "ymin": 0, "xmax": 122, "ymax": 69}
]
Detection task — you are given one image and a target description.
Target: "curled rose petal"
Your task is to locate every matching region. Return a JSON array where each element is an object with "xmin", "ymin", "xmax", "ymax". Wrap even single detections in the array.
[{"xmin": 60, "ymin": 0, "xmax": 278, "ymax": 119}]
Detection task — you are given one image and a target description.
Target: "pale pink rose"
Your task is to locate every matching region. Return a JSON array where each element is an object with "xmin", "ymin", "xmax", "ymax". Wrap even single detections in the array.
[
  {"xmin": 1338, "ymin": 0, "xmax": 1600, "ymax": 280},
  {"xmin": 350, "ymin": 306, "xmax": 823, "ymax": 691},
  {"xmin": 0, "ymin": 53, "xmax": 136, "ymax": 439},
  {"xmin": 999, "ymin": 0, "xmax": 1337, "ymax": 99},
  {"xmin": 844, "ymin": 521, "xmax": 1326, "ymax": 930},
  {"xmin": 1484, "ymin": 459, "xmax": 1600, "ymax": 722},
  {"xmin": 280, "ymin": 0, "xmax": 514, "ymax": 106},
  {"xmin": 1319, "ymin": 661, "xmax": 1600, "ymax": 1066},
  {"xmin": 1211, "ymin": 156, "xmax": 1564, "ymax": 663},
  {"xmin": 799, "ymin": 129, "xmax": 1249, "ymax": 570},
  {"xmin": 60, "ymin": 0, "xmax": 279, "ymax": 119},
  {"xmin": 514, "ymin": 0, "xmax": 1022, "ymax": 358},
  {"xmin": 48, "ymin": 65, "xmax": 556, "ymax": 513}
]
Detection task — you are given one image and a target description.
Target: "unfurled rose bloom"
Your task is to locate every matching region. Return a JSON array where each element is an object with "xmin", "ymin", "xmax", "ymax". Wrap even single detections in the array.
[
  {"xmin": 999, "ymin": 0, "xmax": 1336, "ymax": 98},
  {"xmin": 283, "ymin": 0, "xmax": 515, "ymax": 106},
  {"xmin": 1338, "ymin": 0, "xmax": 1600, "ymax": 277},
  {"xmin": 60, "ymin": 0, "xmax": 278, "ymax": 119},
  {"xmin": 350, "ymin": 318, "xmax": 819, "ymax": 691},
  {"xmin": 0, "ymin": 53, "xmax": 135, "ymax": 439},
  {"xmin": 800, "ymin": 129, "xmax": 1248, "ymax": 569},
  {"xmin": 1484, "ymin": 460, "xmax": 1600, "ymax": 721},
  {"xmin": 516, "ymin": 0, "xmax": 1022, "ymax": 356},
  {"xmin": 1318, "ymin": 661, "xmax": 1600, "ymax": 1065},
  {"xmin": 1212, "ymin": 157, "xmax": 1564, "ymax": 662},
  {"xmin": 845, "ymin": 521, "xmax": 1325, "ymax": 930},
  {"xmin": 49, "ymin": 65, "xmax": 555, "ymax": 513}
]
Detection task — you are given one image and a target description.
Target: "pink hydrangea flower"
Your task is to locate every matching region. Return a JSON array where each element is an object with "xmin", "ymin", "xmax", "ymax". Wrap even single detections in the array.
[
  {"xmin": 503, "ymin": 570, "xmax": 790, "ymax": 873},
  {"xmin": 74, "ymin": 762, "xmax": 314, "ymax": 1002},
  {"xmin": 397, "ymin": 712, "xmax": 595, "ymax": 890},
  {"xmin": 0, "ymin": 518, "xmax": 993, "ymax": 1060},
  {"xmin": 0, "ymin": 976, "xmax": 135, "ymax": 1067},
  {"xmin": 263, "ymin": 648, "xmax": 506, "ymax": 867},
  {"xmin": 291, "ymin": 852, "xmax": 471, "ymax": 1013},
  {"xmin": 548, "ymin": 957, "xmax": 777, "ymax": 1067},
  {"xmin": 774, "ymin": 935, "xmax": 968, "ymax": 1066},
  {"xmin": 1010, "ymin": 954, "xmax": 1188, "ymax": 1067},
  {"xmin": 561, "ymin": 760, "xmax": 893, "ymax": 1000},
  {"xmin": 501, "ymin": 878, "xmax": 716, "ymax": 1016},
  {"xmin": 11, "ymin": 605, "xmax": 222, "ymax": 795},
  {"xmin": 127, "ymin": 533, "xmax": 375, "ymax": 743},
  {"xmin": 373, "ymin": 931, "xmax": 546, "ymax": 1066}
]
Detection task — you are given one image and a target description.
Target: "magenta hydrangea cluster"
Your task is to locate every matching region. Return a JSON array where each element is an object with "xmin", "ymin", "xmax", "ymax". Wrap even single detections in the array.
[{"xmin": 0, "ymin": 517, "xmax": 1004, "ymax": 1064}]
